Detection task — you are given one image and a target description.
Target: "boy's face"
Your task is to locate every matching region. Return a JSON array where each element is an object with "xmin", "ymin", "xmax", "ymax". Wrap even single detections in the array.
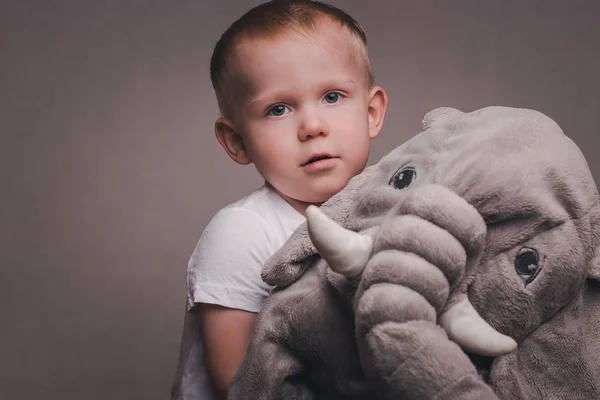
[{"xmin": 216, "ymin": 18, "xmax": 388, "ymax": 214}]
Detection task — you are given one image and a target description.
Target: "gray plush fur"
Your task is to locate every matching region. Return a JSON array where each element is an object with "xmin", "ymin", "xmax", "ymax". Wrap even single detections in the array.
[{"xmin": 228, "ymin": 106, "xmax": 600, "ymax": 399}]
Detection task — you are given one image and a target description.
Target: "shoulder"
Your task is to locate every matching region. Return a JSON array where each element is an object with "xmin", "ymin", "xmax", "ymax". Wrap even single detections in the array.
[
  {"xmin": 187, "ymin": 185, "xmax": 305, "ymax": 279},
  {"xmin": 205, "ymin": 185, "xmax": 303, "ymax": 245},
  {"xmin": 202, "ymin": 186, "xmax": 279, "ymax": 250},
  {"xmin": 185, "ymin": 187, "xmax": 300, "ymax": 311}
]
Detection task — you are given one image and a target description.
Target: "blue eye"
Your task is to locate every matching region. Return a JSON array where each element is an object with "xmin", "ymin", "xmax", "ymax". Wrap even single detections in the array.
[
  {"xmin": 324, "ymin": 92, "xmax": 340, "ymax": 103},
  {"xmin": 268, "ymin": 105, "xmax": 288, "ymax": 117}
]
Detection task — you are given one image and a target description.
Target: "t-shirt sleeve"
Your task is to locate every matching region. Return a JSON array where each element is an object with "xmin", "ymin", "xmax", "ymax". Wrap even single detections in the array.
[{"xmin": 186, "ymin": 207, "xmax": 277, "ymax": 313}]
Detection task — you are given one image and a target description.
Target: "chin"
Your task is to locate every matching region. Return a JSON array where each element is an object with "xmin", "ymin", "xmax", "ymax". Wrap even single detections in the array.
[
  {"xmin": 283, "ymin": 175, "xmax": 354, "ymax": 204},
  {"xmin": 307, "ymin": 185, "xmax": 346, "ymax": 204},
  {"xmin": 467, "ymin": 352, "xmax": 495, "ymax": 383},
  {"xmin": 291, "ymin": 191, "xmax": 334, "ymax": 205}
]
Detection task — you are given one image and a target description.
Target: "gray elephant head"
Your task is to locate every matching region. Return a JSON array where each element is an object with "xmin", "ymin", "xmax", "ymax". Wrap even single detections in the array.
[{"xmin": 231, "ymin": 106, "xmax": 600, "ymax": 400}]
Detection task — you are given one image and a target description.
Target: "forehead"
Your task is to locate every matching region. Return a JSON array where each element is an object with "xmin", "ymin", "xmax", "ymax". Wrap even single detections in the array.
[
  {"xmin": 369, "ymin": 107, "xmax": 597, "ymax": 220},
  {"xmin": 227, "ymin": 18, "xmax": 367, "ymax": 94}
]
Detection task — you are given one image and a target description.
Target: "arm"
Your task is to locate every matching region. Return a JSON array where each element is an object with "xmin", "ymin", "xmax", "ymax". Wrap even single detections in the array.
[
  {"xmin": 227, "ymin": 284, "xmax": 317, "ymax": 400},
  {"xmin": 198, "ymin": 304, "xmax": 257, "ymax": 400},
  {"xmin": 187, "ymin": 207, "xmax": 280, "ymax": 399}
]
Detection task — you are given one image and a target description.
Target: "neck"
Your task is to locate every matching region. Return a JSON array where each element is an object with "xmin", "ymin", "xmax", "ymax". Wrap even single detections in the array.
[{"xmin": 265, "ymin": 182, "xmax": 320, "ymax": 217}]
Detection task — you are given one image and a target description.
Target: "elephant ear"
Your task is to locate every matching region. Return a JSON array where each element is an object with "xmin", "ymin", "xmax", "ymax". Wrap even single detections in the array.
[
  {"xmin": 261, "ymin": 165, "xmax": 377, "ymax": 288},
  {"xmin": 489, "ymin": 244, "xmax": 600, "ymax": 399},
  {"xmin": 421, "ymin": 107, "xmax": 464, "ymax": 130}
]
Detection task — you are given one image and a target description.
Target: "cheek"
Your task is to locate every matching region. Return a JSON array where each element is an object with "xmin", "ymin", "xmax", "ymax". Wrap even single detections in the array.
[
  {"xmin": 468, "ymin": 258, "xmax": 536, "ymax": 339},
  {"xmin": 328, "ymin": 96, "xmax": 368, "ymax": 126},
  {"xmin": 338, "ymin": 125, "xmax": 372, "ymax": 161},
  {"xmin": 249, "ymin": 141, "xmax": 286, "ymax": 171},
  {"xmin": 244, "ymin": 125, "xmax": 294, "ymax": 159},
  {"xmin": 469, "ymin": 222, "xmax": 588, "ymax": 342}
]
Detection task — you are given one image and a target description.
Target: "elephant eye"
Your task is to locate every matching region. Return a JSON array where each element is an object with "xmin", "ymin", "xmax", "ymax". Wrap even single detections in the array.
[
  {"xmin": 514, "ymin": 247, "xmax": 541, "ymax": 285},
  {"xmin": 389, "ymin": 167, "xmax": 416, "ymax": 189}
]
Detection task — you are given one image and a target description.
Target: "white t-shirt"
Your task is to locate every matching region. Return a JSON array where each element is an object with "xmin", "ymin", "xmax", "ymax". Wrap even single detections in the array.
[{"xmin": 171, "ymin": 185, "xmax": 305, "ymax": 400}]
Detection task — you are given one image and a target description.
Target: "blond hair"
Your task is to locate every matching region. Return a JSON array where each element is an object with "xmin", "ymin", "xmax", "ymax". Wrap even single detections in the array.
[{"xmin": 209, "ymin": 0, "xmax": 374, "ymax": 120}]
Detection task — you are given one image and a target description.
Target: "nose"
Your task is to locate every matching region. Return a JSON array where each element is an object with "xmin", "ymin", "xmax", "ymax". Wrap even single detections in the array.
[{"xmin": 298, "ymin": 108, "xmax": 329, "ymax": 141}]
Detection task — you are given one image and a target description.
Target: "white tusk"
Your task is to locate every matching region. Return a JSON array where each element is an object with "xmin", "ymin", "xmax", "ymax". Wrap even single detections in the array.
[
  {"xmin": 306, "ymin": 205, "xmax": 372, "ymax": 278},
  {"xmin": 439, "ymin": 296, "xmax": 518, "ymax": 357}
]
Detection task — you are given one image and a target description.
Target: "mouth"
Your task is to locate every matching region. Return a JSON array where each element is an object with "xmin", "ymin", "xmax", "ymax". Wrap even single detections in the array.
[
  {"xmin": 467, "ymin": 352, "xmax": 495, "ymax": 383},
  {"xmin": 301, "ymin": 153, "xmax": 335, "ymax": 166}
]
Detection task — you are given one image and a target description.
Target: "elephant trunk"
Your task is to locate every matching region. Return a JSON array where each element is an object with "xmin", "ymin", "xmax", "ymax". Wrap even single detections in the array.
[{"xmin": 306, "ymin": 205, "xmax": 517, "ymax": 357}]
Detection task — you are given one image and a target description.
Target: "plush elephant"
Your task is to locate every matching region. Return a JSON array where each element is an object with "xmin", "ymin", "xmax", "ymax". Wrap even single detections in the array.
[{"xmin": 228, "ymin": 106, "xmax": 600, "ymax": 400}]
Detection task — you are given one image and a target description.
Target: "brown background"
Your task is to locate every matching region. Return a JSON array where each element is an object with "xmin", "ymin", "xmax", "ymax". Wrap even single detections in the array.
[{"xmin": 1, "ymin": 1, "xmax": 598, "ymax": 399}]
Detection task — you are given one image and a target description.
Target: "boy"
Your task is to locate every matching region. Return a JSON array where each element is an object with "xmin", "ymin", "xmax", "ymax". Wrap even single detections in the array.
[{"xmin": 171, "ymin": 1, "xmax": 388, "ymax": 399}]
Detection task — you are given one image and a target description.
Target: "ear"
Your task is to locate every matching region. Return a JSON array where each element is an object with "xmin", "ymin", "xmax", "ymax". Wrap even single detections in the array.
[
  {"xmin": 215, "ymin": 117, "xmax": 252, "ymax": 165},
  {"xmin": 421, "ymin": 107, "xmax": 464, "ymax": 130},
  {"xmin": 367, "ymin": 86, "xmax": 388, "ymax": 139},
  {"xmin": 261, "ymin": 165, "xmax": 377, "ymax": 287}
]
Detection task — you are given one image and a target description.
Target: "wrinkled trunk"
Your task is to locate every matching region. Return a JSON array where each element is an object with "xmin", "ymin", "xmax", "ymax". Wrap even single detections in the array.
[{"xmin": 353, "ymin": 282, "xmax": 498, "ymax": 400}]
